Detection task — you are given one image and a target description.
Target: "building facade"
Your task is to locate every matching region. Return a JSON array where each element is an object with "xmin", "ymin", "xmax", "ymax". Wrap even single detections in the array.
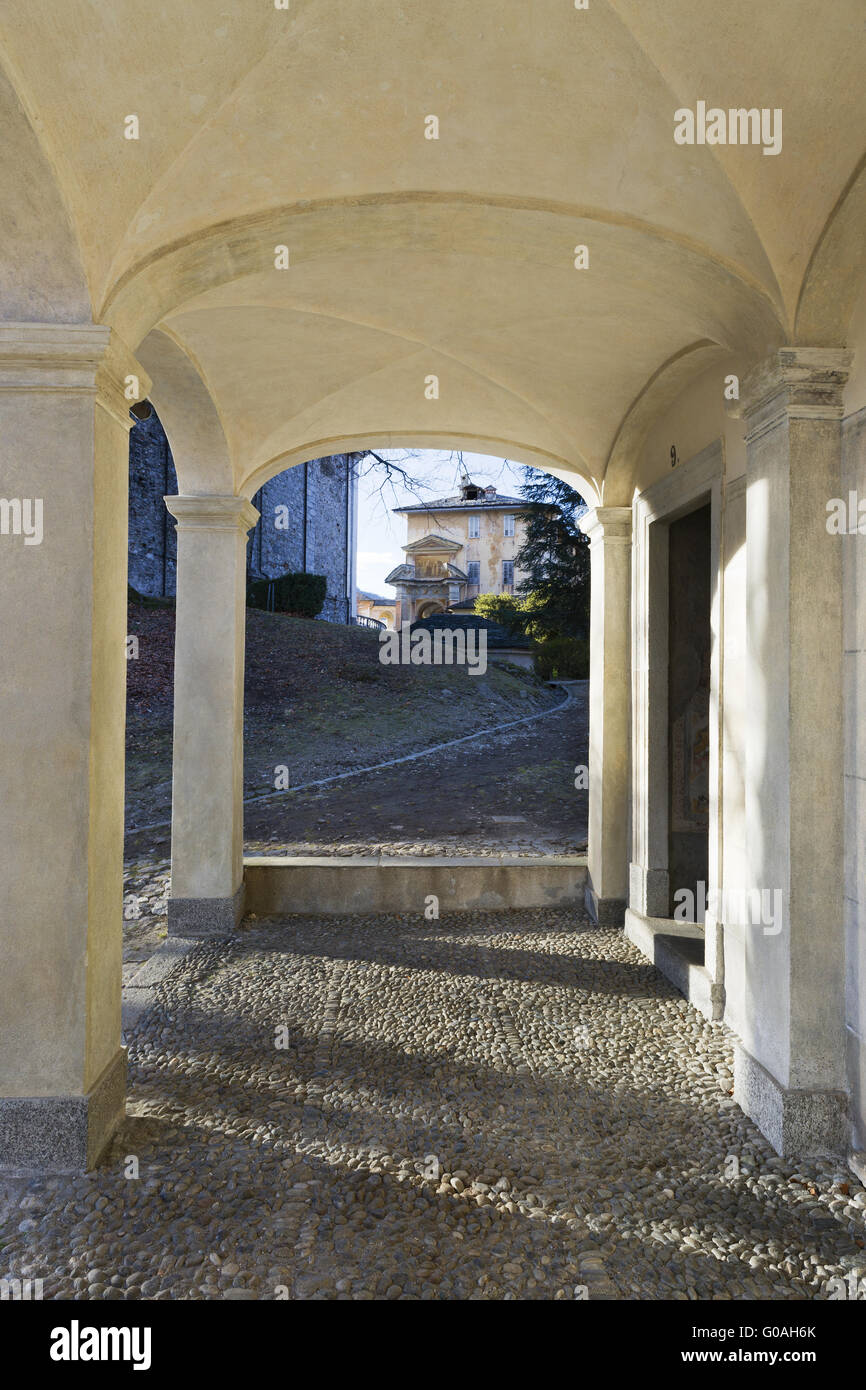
[
  {"xmin": 385, "ymin": 481, "xmax": 529, "ymax": 624},
  {"xmin": 356, "ymin": 591, "xmax": 396, "ymax": 629}
]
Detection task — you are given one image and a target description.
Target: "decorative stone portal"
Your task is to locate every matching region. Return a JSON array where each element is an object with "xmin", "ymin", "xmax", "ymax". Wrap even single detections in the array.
[{"xmin": 626, "ymin": 443, "xmax": 724, "ymax": 1026}]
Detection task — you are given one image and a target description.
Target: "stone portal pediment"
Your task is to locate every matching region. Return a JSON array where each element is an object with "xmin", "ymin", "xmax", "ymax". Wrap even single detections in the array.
[{"xmin": 403, "ymin": 533, "xmax": 462, "ymax": 555}]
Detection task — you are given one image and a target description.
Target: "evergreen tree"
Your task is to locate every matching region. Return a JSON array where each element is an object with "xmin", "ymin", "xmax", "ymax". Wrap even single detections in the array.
[{"xmin": 514, "ymin": 467, "xmax": 590, "ymax": 638}]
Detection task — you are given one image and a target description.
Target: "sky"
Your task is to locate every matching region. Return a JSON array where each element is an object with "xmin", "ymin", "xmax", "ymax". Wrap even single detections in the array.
[{"xmin": 355, "ymin": 450, "xmax": 527, "ymax": 600}]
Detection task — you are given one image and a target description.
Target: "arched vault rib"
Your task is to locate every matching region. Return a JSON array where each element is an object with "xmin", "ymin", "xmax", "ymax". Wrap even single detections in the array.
[
  {"xmin": 100, "ymin": 192, "xmax": 787, "ymax": 347},
  {"xmin": 603, "ymin": 341, "xmax": 732, "ymax": 504},
  {"xmin": 0, "ymin": 55, "xmax": 90, "ymax": 321},
  {"xmin": 602, "ymin": 0, "xmax": 787, "ymax": 324},
  {"xmin": 796, "ymin": 151, "xmax": 866, "ymax": 346}
]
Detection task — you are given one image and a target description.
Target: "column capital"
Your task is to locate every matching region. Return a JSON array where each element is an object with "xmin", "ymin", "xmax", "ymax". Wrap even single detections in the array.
[
  {"xmin": 0, "ymin": 322, "xmax": 150, "ymax": 429},
  {"xmin": 741, "ymin": 346, "xmax": 852, "ymax": 442},
  {"xmin": 165, "ymin": 494, "xmax": 260, "ymax": 534},
  {"xmin": 578, "ymin": 505, "xmax": 632, "ymax": 544}
]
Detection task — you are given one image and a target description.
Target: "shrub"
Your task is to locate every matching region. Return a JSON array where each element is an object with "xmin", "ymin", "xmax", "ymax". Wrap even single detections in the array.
[
  {"xmin": 532, "ymin": 634, "xmax": 589, "ymax": 681},
  {"xmin": 127, "ymin": 583, "xmax": 174, "ymax": 609},
  {"xmin": 473, "ymin": 592, "xmax": 527, "ymax": 634},
  {"xmin": 247, "ymin": 571, "xmax": 327, "ymax": 619}
]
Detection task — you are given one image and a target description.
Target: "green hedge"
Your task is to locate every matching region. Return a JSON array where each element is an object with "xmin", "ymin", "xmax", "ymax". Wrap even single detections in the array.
[
  {"xmin": 532, "ymin": 634, "xmax": 589, "ymax": 681},
  {"xmin": 247, "ymin": 571, "xmax": 327, "ymax": 619}
]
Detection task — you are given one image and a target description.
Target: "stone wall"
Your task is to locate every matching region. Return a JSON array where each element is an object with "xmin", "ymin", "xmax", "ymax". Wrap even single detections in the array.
[
  {"xmin": 128, "ymin": 411, "xmax": 178, "ymax": 597},
  {"xmin": 249, "ymin": 454, "xmax": 358, "ymax": 623},
  {"xmin": 129, "ymin": 410, "xmax": 358, "ymax": 623}
]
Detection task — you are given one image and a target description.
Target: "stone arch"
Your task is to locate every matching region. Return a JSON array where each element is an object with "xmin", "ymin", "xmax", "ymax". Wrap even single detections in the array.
[
  {"xmin": 602, "ymin": 341, "xmax": 738, "ymax": 504},
  {"xmin": 241, "ymin": 433, "xmax": 599, "ymax": 509},
  {"xmin": 135, "ymin": 328, "xmax": 234, "ymax": 495},
  {"xmin": 101, "ymin": 196, "xmax": 784, "ymax": 350},
  {"xmin": 417, "ymin": 601, "xmax": 446, "ymax": 620},
  {"xmin": 100, "ymin": 195, "xmax": 783, "ymax": 502}
]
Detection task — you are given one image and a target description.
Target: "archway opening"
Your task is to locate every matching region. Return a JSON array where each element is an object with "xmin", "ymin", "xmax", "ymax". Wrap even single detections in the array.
[{"xmin": 122, "ymin": 440, "xmax": 594, "ymax": 943}]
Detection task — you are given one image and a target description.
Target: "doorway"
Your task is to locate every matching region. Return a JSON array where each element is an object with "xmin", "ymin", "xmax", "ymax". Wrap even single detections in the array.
[{"xmin": 667, "ymin": 504, "xmax": 711, "ymax": 918}]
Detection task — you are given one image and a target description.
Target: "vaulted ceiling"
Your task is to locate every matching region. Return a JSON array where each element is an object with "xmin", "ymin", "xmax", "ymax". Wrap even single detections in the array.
[{"xmin": 2, "ymin": 0, "xmax": 864, "ymax": 500}]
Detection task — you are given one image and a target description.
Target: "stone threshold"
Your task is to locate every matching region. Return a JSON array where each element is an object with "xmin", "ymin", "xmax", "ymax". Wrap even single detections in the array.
[
  {"xmin": 244, "ymin": 853, "xmax": 588, "ymax": 917},
  {"xmin": 624, "ymin": 909, "xmax": 724, "ymax": 1022}
]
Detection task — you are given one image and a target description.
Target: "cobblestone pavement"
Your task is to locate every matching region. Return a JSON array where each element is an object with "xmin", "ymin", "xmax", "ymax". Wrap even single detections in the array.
[{"xmin": 3, "ymin": 909, "xmax": 865, "ymax": 1301}]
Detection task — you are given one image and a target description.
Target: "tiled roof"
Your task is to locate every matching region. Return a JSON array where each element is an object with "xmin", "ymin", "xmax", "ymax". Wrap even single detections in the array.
[
  {"xmin": 394, "ymin": 491, "xmax": 525, "ymax": 513},
  {"xmin": 357, "ymin": 590, "xmax": 393, "ymax": 604}
]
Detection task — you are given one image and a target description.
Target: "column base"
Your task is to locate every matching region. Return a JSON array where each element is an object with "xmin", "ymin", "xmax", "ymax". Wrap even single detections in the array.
[
  {"xmin": 584, "ymin": 880, "xmax": 626, "ymax": 927},
  {"xmin": 734, "ymin": 1045, "xmax": 848, "ymax": 1158},
  {"xmin": 0, "ymin": 1048, "xmax": 126, "ymax": 1172},
  {"xmin": 167, "ymin": 883, "xmax": 245, "ymax": 938},
  {"xmin": 629, "ymin": 862, "xmax": 670, "ymax": 918}
]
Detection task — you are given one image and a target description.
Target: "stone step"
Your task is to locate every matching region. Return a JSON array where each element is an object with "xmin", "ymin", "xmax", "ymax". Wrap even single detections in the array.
[{"xmin": 624, "ymin": 909, "xmax": 724, "ymax": 1021}]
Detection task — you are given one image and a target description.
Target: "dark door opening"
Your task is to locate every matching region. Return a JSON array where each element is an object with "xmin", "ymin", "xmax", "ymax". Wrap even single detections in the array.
[{"xmin": 667, "ymin": 503, "xmax": 711, "ymax": 921}]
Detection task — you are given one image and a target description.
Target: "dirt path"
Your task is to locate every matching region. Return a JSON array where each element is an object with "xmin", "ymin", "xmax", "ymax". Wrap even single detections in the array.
[{"xmin": 242, "ymin": 681, "xmax": 588, "ymax": 857}]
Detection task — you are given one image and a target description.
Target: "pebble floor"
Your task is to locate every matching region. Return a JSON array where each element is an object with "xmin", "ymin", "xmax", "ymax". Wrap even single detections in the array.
[{"xmin": 3, "ymin": 909, "xmax": 865, "ymax": 1301}]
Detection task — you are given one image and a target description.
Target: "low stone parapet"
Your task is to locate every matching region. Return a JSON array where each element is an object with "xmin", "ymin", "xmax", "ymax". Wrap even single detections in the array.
[{"xmin": 244, "ymin": 853, "xmax": 587, "ymax": 916}]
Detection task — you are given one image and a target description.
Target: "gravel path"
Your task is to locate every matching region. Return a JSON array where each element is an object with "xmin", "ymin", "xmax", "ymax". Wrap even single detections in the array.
[{"xmin": 2, "ymin": 909, "xmax": 864, "ymax": 1301}]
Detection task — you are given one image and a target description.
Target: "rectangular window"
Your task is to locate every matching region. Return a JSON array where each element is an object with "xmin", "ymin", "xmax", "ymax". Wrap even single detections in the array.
[
  {"xmin": 504, "ymin": 514, "xmax": 515, "ymax": 537},
  {"xmin": 468, "ymin": 514, "xmax": 480, "ymax": 538},
  {"xmin": 502, "ymin": 560, "xmax": 514, "ymax": 588},
  {"xmin": 467, "ymin": 561, "xmax": 480, "ymax": 584}
]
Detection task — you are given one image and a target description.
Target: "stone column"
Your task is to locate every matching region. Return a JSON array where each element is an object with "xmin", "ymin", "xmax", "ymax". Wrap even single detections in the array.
[
  {"xmin": 578, "ymin": 506, "xmax": 632, "ymax": 924},
  {"xmin": 736, "ymin": 347, "xmax": 851, "ymax": 1156},
  {"xmin": 0, "ymin": 323, "xmax": 148, "ymax": 1169},
  {"xmin": 165, "ymin": 495, "xmax": 259, "ymax": 936}
]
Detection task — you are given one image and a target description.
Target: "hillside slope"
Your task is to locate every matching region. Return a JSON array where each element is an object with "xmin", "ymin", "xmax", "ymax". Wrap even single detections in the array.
[{"xmin": 125, "ymin": 602, "xmax": 559, "ymax": 829}]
